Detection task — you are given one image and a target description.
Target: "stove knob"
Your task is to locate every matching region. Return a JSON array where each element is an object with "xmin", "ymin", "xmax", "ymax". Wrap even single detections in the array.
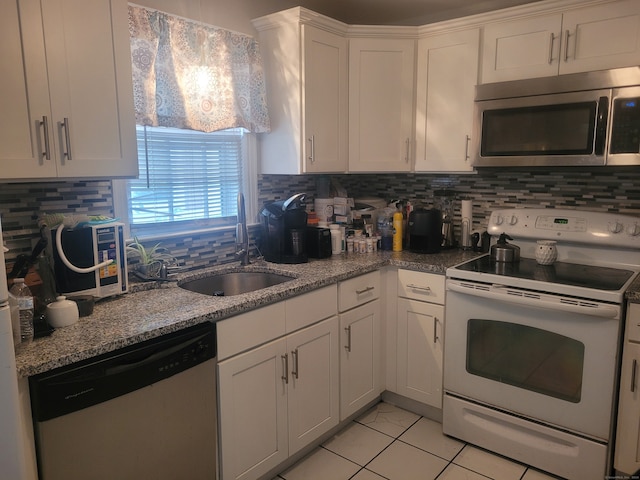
[
  {"xmin": 627, "ymin": 223, "xmax": 640, "ymax": 236},
  {"xmin": 608, "ymin": 221, "xmax": 623, "ymax": 234},
  {"xmin": 493, "ymin": 215, "xmax": 504, "ymax": 225},
  {"xmin": 507, "ymin": 215, "xmax": 518, "ymax": 226}
]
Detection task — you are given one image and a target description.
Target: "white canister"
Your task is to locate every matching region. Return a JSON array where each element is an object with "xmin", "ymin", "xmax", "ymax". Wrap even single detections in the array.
[
  {"xmin": 535, "ymin": 240, "xmax": 558, "ymax": 265},
  {"xmin": 329, "ymin": 224, "xmax": 342, "ymax": 255},
  {"xmin": 46, "ymin": 296, "xmax": 79, "ymax": 328}
]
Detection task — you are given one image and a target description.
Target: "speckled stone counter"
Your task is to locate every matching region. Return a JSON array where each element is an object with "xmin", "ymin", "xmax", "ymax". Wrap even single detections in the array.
[
  {"xmin": 15, "ymin": 249, "xmax": 478, "ymax": 378},
  {"xmin": 626, "ymin": 275, "xmax": 640, "ymax": 303}
]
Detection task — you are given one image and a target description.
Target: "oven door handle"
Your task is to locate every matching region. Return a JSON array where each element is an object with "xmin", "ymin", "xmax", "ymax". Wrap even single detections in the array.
[{"xmin": 447, "ymin": 282, "xmax": 619, "ymax": 319}]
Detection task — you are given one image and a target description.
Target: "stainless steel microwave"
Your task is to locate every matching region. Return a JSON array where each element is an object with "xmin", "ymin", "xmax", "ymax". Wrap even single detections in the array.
[{"xmin": 473, "ymin": 67, "xmax": 640, "ymax": 167}]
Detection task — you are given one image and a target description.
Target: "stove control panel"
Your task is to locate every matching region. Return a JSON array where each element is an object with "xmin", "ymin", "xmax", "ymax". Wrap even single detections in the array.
[{"xmin": 488, "ymin": 208, "xmax": 640, "ymax": 248}]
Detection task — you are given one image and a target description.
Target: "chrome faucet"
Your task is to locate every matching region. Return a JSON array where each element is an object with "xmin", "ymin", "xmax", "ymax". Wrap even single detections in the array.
[{"xmin": 236, "ymin": 192, "xmax": 250, "ymax": 266}]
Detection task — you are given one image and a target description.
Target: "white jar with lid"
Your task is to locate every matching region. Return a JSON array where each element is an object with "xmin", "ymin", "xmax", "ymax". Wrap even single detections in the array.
[{"xmin": 46, "ymin": 296, "xmax": 79, "ymax": 328}]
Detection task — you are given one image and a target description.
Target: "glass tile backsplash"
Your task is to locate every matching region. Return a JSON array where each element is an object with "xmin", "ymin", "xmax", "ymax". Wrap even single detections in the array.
[{"xmin": 2, "ymin": 168, "xmax": 639, "ymax": 270}]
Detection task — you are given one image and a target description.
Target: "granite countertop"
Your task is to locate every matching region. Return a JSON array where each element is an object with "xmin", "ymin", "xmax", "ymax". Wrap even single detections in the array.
[{"xmin": 15, "ymin": 249, "xmax": 478, "ymax": 378}]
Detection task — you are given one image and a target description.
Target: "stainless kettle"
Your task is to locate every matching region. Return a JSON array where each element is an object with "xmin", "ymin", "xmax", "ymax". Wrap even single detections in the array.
[{"xmin": 490, "ymin": 233, "xmax": 520, "ymax": 262}]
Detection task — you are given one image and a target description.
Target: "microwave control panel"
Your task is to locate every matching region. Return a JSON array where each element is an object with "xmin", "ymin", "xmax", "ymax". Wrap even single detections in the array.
[{"xmin": 610, "ymin": 96, "xmax": 640, "ymax": 154}]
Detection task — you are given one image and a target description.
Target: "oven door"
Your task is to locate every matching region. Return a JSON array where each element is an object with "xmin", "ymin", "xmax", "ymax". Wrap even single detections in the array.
[{"xmin": 444, "ymin": 279, "xmax": 621, "ymax": 440}]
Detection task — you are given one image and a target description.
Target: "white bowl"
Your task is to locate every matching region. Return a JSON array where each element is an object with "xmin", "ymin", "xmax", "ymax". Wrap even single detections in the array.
[{"xmin": 47, "ymin": 296, "xmax": 79, "ymax": 328}]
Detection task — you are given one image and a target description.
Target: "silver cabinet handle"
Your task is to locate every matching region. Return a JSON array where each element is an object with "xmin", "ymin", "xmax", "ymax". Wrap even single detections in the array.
[
  {"xmin": 548, "ymin": 33, "xmax": 555, "ymax": 64},
  {"xmin": 39, "ymin": 116, "xmax": 51, "ymax": 160},
  {"xmin": 356, "ymin": 286, "xmax": 375, "ymax": 295},
  {"xmin": 291, "ymin": 349, "xmax": 299, "ymax": 380},
  {"xmin": 407, "ymin": 283, "xmax": 431, "ymax": 292},
  {"xmin": 308, "ymin": 135, "xmax": 315, "ymax": 163},
  {"xmin": 61, "ymin": 117, "xmax": 72, "ymax": 160},
  {"xmin": 464, "ymin": 135, "xmax": 470, "ymax": 162},
  {"xmin": 433, "ymin": 317, "xmax": 439, "ymax": 344},
  {"xmin": 344, "ymin": 326, "xmax": 352, "ymax": 352},
  {"xmin": 405, "ymin": 138, "xmax": 410, "ymax": 163},
  {"xmin": 563, "ymin": 30, "xmax": 571, "ymax": 62},
  {"xmin": 281, "ymin": 353, "xmax": 289, "ymax": 384},
  {"xmin": 632, "ymin": 359, "xmax": 637, "ymax": 393}
]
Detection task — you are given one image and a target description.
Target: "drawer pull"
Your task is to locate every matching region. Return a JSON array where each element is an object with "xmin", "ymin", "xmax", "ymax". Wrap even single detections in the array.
[
  {"xmin": 61, "ymin": 117, "xmax": 72, "ymax": 160},
  {"xmin": 344, "ymin": 326, "xmax": 352, "ymax": 352},
  {"xmin": 281, "ymin": 353, "xmax": 289, "ymax": 384},
  {"xmin": 39, "ymin": 116, "xmax": 51, "ymax": 160},
  {"xmin": 356, "ymin": 286, "xmax": 375, "ymax": 295},
  {"xmin": 433, "ymin": 317, "xmax": 439, "ymax": 344},
  {"xmin": 407, "ymin": 284, "xmax": 432, "ymax": 292},
  {"xmin": 632, "ymin": 359, "xmax": 637, "ymax": 393}
]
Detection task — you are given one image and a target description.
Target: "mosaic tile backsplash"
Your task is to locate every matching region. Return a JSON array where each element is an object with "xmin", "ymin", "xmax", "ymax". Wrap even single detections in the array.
[{"xmin": 2, "ymin": 167, "xmax": 640, "ymax": 269}]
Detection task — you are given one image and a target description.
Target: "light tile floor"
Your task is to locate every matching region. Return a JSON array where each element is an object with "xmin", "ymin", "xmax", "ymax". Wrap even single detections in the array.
[{"xmin": 274, "ymin": 402, "xmax": 562, "ymax": 480}]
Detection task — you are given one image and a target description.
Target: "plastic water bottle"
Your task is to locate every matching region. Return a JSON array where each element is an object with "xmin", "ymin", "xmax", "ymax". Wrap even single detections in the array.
[{"xmin": 10, "ymin": 278, "xmax": 34, "ymax": 344}]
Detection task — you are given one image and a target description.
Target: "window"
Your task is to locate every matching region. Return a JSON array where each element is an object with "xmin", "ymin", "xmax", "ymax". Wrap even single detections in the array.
[{"xmin": 114, "ymin": 126, "xmax": 257, "ymax": 239}]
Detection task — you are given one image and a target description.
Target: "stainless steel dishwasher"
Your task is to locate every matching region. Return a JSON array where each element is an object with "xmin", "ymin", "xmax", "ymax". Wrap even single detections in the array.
[{"xmin": 29, "ymin": 322, "xmax": 217, "ymax": 480}]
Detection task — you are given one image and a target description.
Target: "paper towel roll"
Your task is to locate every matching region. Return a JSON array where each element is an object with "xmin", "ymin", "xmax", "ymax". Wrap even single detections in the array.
[{"xmin": 461, "ymin": 199, "xmax": 472, "ymax": 248}]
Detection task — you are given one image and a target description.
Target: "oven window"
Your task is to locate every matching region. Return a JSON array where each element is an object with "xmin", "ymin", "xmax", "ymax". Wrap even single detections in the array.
[
  {"xmin": 481, "ymin": 102, "xmax": 596, "ymax": 156},
  {"xmin": 467, "ymin": 319, "xmax": 584, "ymax": 403}
]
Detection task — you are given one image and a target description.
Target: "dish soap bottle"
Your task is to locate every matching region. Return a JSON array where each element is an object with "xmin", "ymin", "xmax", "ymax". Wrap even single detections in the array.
[
  {"xmin": 10, "ymin": 278, "xmax": 34, "ymax": 344},
  {"xmin": 393, "ymin": 210, "xmax": 403, "ymax": 252}
]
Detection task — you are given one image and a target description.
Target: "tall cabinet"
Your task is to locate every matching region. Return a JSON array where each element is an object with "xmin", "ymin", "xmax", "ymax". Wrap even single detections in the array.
[
  {"xmin": 348, "ymin": 36, "xmax": 415, "ymax": 172},
  {"xmin": 1, "ymin": 0, "xmax": 137, "ymax": 180},
  {"xmin": 414, "ymin": 28, "xmax": 479, "ymax": 172},
  {"xmin": 253, "ymin": 8, "xmax": 348, "ymax": 174}
]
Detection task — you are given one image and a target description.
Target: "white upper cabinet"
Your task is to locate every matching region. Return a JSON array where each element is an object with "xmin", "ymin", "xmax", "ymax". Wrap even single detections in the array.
[
  {"xmin": 482, "ymin": 0, "xmax": 640, "ymax": 83},
  {"xmin": 348, "ymin": 38, "xmax": 415, "ymax": 172},
  {"xmin": 253, "ymin": 10, "xmax": 348, "ymax": 174},
  {"xmin": 1, "ymin": 0, "xmax": 137, "ymax": 180},
  {"xmin": 415, "ymin": 28, "xmax": 479, "ymax": 172}
]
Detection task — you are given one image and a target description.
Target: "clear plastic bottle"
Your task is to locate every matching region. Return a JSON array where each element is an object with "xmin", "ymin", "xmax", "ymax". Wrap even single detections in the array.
[{"xmin": 10, "ymin": 278, "xmax": 34, "ymax": 344}]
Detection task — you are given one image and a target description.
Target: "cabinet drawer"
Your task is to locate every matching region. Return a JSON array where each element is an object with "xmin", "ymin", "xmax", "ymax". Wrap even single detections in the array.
[
  {"xmin": 217, "ymin": 302, "xmax": 286, "ymax": 361},
  {"xmin": 338, "ymin": 271, "xmax": 381, "ymax": 312},
  {"xmin": 397, "ymin": 269, "xmax": 445, "ymax": 305},
  {"xmin": 627, "ymin": 303, "xmax": 640, "ymax": 343},
  {"xmin": 286, "ymin": 284, "xmax": 338, "ymax": 332}
]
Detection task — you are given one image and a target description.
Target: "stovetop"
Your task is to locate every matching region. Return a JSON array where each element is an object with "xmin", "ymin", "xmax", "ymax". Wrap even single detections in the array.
[{"xmin": 453, "ymin": 255, "xmax": 635, "ymax": 292}]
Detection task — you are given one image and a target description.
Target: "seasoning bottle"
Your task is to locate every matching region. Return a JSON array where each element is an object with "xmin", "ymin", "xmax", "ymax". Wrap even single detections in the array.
[{"xmin": 392, "ymin": 210, "xmax": 403, "ymax": 252}]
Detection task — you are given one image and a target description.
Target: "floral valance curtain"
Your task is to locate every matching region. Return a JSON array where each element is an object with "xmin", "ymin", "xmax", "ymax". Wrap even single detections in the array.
[{"xmin": 128, "ymin": 4, "xmax": 270, "ymax": 133}]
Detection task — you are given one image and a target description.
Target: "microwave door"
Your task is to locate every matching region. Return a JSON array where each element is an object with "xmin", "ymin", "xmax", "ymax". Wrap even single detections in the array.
[
  {"xmin": 473, "ymin": 90, "xmax": 609, "ymax": 167},
  {"xmin": 606, "ymin": 86, "xmax": 640, "ymax": 166}
]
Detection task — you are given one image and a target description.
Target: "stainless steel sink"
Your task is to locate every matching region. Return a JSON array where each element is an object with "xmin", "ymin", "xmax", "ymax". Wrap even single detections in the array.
[{"xmin": 179, "ymin": 271, "xmax": 294, "ymax": 296}]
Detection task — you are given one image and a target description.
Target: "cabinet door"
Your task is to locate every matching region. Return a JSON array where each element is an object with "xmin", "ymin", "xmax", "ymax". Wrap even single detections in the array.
[
  {"xmin": 287, "ymin": 316, "xmax": 340, "ymax": 455},
  {"xmin": 349, "ymin": 38, "xmax": 415, "ymax": 172},
  {"xmin": 340, "ymin": 299, "xmax": 381, "ymax": 420},
  {"xmin": 560, "ymin": 0, "xmax": 640, "ymax": 75},
  {"xmin": 615, "ymin": 304, "xmax": 640, "ymax": 475},
  {"xmin": 218, "ymin": 338, "xmax": 288, "ymax": 480},
  {"xmin": 415, "ymin": 29, "xmax": 479, "ymax": 172},
  {"xmin": 481, "ymin": 14, "xmax": 562, "ymax": 83},
  {"xmin": 0, "ymin": 0, "xmax": 56, "ymax": 178},
  {"xmin": 28, "ymin": 0, "xmax": 136, "ymax": 179},
  {"xmin": 303, "ymin": 25, "xmax": 348, "ymax": 173},
  {"xmin": 396, "ymin": 298, "xmax": 443, "ymax": 408}
]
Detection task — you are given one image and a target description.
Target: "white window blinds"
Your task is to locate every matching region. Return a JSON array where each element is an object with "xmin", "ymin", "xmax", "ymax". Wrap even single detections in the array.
[{"xmin": 127, "ymin": 125, "xmax": 244, "ymax": 233}]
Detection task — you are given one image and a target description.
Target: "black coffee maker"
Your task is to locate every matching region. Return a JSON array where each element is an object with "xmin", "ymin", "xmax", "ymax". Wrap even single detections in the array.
[{"xmin": 260, "ymin": 193, "xmax": 308, "ymax": 263}]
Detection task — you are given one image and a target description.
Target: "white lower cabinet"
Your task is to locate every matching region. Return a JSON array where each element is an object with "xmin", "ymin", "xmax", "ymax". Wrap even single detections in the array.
[
  {"xmin": 395, "ymin": 270, "xmax": 445, "ymax": 409},
  {"xmin": 615, "ymin": 302, "xmax": 640, "ymax": 475},
  {"xmin": 218, "ymin": 316, "xmax": 339, "ymax": 480},
  {"xmin": 338, "ymin": 271, "xmax": 383, "ymax": 420},
  {"xmin": 340, "ymin": 299, "xmax": 381, "ymax": 420},
  {"xmin": 396, "ymin": 298, "xmax": 443, "ymax": 408}
]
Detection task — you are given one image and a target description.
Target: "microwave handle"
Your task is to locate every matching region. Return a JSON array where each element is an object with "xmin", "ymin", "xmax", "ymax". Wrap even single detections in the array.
[{"xmin": 595, "ymin": 96, "xmax": 609, "ymax": 156}]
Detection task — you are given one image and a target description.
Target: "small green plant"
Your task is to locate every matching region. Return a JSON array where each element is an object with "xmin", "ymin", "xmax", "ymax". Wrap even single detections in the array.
[{"xmin": 126, "ymin": 237, "xmax": 176, "ymax": 276}]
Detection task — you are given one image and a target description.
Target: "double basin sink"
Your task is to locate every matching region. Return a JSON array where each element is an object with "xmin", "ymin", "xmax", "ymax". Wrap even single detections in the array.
[{"xmin": 179, "ymin": 270, "xmax": 295, "ymax": 297}]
